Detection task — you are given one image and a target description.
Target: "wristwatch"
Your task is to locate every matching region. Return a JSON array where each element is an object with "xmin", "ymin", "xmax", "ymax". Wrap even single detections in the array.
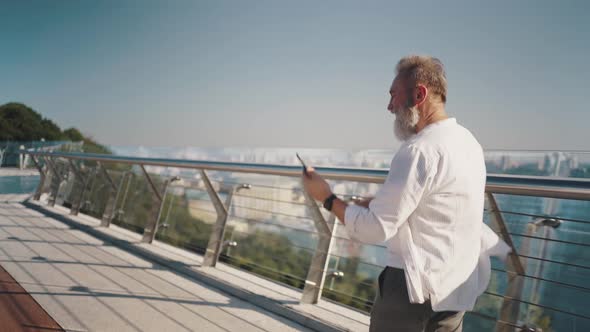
[{"xmin": 323, "ymin": 193, "xmax": 338, "ymax": 211}]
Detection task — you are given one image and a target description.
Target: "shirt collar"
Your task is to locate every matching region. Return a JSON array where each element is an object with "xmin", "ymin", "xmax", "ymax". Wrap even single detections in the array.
[{"xmin": 417, "ymin": 117, "xmax": 456, "ymax": 136}]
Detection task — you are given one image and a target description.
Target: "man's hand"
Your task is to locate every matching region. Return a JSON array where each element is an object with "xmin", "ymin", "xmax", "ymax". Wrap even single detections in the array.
[
  {"xmin": 353, "ymin": 197, "xmax": 374, "ymax": 208},
  {"xmin": 301, "ymin": 167, "xmax": 332, "ymax": 202},
  {"xmin": 301, "ymin": 167, "xmax": 349, "ymax": 225}
]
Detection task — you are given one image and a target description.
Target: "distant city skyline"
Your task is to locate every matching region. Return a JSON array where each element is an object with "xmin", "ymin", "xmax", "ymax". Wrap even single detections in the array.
[{"xmin": 2, "ymin": 1, "xmax": 589, "ymax": 151}]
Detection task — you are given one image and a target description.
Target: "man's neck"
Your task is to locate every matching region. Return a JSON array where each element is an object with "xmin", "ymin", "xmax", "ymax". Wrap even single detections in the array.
[{"xmin": 416, "ymin": 103, "xmax": 448, "ymax": 133}]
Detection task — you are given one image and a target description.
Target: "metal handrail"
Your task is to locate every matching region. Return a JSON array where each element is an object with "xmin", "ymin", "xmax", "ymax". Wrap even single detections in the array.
[
  {"xmin": 19, "ymin": 150, "xmax": 590, "ymax": 200},
  {"xmin": 20, "ymin": 149, "xmax": 590, "ymax": 330}
]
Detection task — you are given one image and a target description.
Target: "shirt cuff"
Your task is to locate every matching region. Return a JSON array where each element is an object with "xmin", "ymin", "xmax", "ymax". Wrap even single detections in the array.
[{"xmin": 344, "ymin": 204, "xmax": 365, "ymax": 241}]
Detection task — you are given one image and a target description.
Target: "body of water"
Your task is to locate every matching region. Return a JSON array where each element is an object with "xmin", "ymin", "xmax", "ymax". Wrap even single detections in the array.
[{"xmin": 0, "ymin": 175, "xmax": 39, "ymax": 194}]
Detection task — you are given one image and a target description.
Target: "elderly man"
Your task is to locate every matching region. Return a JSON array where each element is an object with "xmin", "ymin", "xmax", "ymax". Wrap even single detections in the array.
[{"xmin": 302, "ymin": 55, "xmax": 508, "ymax": 331}]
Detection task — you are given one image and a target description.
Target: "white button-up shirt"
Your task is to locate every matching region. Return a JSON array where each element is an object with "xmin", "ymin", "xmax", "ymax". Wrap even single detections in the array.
[{"xmin": 344, "ymin": 118, "xmax": 510, "ymax": 312}]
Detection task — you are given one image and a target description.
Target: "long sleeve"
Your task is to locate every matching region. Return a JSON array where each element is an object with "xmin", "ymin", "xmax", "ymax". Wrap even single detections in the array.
[{"xmin": 344, "ymin": 145, "xmax": 434, "ymax": 244}]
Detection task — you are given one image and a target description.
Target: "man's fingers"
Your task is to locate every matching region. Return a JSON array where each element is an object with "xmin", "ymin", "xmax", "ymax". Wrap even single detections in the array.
[{"xmin": 302, "ymin": 169, "xmax": 313, "ymax": 183}]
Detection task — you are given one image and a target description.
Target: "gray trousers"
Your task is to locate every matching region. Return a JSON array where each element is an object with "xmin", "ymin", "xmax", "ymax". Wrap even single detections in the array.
[{"xmin": 370, "ymin": 267, "xmax": 465, "ymax": 332}]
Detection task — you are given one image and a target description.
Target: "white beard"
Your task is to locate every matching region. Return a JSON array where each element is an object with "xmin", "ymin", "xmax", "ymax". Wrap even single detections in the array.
[{"xmin": 393, "ymin": 105, "xmax": 420, "ymax": 141}]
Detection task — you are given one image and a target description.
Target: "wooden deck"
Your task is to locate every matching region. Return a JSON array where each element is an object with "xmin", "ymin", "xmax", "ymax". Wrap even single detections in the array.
[{"xmin": 0, "ymin": 264, "xmax": 64, "ymax": 331}]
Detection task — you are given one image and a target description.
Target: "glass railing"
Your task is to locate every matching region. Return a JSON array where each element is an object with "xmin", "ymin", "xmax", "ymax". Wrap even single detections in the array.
[
  {"xmin": 0, "ymin": 140, "xmax": 82, "ymax": 168},
  {"xmin": 485, "ymin": 150, "xmax": 590, "ymax": 179},
  {"xmin": 21, "ymin": 150, "xmax": 590, "ymax": 332}
]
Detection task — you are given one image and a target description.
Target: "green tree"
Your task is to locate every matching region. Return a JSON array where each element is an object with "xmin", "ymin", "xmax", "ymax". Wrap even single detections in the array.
[
  {"xmin": 81, "ymin": 135, "xmax": 112, "ymax": 154},
  {"xmin": 0, "ymin": 102, "xmax": 112, "ymax": 155},
  {"xmin": 0, "ymin": 102, "xmax": 46, "ymax": 140},
  {"xmin": 39, "ymin": 118, "xmax": 63, "ymax": 140},
  {"xmin": 63, "ymin": 127, "xmax": 111, "ymax": 154},
  {"xmin": 63, "ymin": 127, "xmax": 85, "ymax": 141}
]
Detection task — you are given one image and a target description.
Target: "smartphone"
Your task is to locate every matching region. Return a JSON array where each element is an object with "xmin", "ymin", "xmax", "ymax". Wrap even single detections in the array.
[{"xmin": 296, "ymin": 153, "xmax": 310, "ymax": 177}]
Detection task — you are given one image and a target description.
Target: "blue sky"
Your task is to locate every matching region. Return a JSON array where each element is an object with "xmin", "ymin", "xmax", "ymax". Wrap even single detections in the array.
[{"xmin": 1, "ymin": 0, "xmax": 589, "ymax": 150}]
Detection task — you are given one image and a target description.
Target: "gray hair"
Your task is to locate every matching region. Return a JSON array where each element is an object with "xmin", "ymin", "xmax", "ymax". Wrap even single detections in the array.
[{"xmin": 396, "ymin": 55, "xmax": 447, "ymax": 103}]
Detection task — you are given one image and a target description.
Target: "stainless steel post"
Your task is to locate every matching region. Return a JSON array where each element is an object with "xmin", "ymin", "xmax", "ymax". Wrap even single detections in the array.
[
  {"xmin": 69, "ymin": 160, "xmax": 94, "ymax": 216},
  {"xmin": 301, "ymin": 187, "xmax": 337, "ymax": 304},
  {"xmin": 140, "ymin": 166, "xmax": 179, "ymax": 243},
  {"xmin": 100, "ymin": 168, "xmax": 129, "ymax": 228},
  {"xmin": 45, "ymin": 157, "xmax": 62, "ymax": 207},
  {"xmin": 31, "ymin": 156, "xmax": 46, "ymax": 201},
  {"xmin": 488, "ymin": 193, "xmax": 526, "ymax": 332},
  {"xmin": 202, "ymin": 170, "xmax": 232, "ymax": 267}
]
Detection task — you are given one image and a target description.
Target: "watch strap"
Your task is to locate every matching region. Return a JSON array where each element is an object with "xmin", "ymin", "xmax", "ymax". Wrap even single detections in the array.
[{"xmin": 323, "ymin": 194, "xmax": 338, "ymax": 211}]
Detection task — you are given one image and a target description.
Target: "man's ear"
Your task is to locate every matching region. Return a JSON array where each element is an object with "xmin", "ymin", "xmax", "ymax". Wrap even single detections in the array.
[{"xmin": 415, "ymin": 84, "xmax": 428, "ymax": 105}]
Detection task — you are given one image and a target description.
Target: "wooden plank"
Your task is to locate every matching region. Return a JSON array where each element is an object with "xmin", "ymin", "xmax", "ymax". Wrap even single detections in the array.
[{"xmin": 0, "ymin": 265, "xmax": 64, "ymax": 332}]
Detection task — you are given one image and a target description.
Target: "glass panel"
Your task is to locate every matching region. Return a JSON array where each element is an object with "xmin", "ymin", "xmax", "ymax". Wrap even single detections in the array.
[
  {"xmin": 323, "ymin": 236, "xmax": 383, "ymax": 312},
  {"xmin": 155, "ymin": 185, "xmax": 215, "ymax": 253},
  {"xmin": 79, "ymin": 168, "xmax": 124, "ymax": 220},
  {"xmin": 222, "ymin": 216, "xmax": 313, "ymax": 288},
  {"xmin": 485, "ymin": 194, "xmax": 590, "ymax": 331},
  {"xmin": 52, "ymin": 158, "xmax": 73, "ymax": 206},
  {"xmin": 220, "ymin": 176, "xmax": 315, "ymax": 288},
  {"xmin": 320, "ymin": 181, "xmax": 382, "ymax": 312},
  {"xmin": 0, "ymin": 141, "xmax": 81, "ymax": 167},
  {"xmin": 110, "ymin": 165, "xmax": 163, "ymax": 234},
  {"xmin": 484, "ymin": 151, "xmax": 590, "ymax": 178}
]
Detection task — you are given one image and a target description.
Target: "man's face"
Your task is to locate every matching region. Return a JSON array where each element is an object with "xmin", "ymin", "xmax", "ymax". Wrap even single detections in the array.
[{"xmin": 388, "ymin": 77, "xmax": 419, "ymax": 141}]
